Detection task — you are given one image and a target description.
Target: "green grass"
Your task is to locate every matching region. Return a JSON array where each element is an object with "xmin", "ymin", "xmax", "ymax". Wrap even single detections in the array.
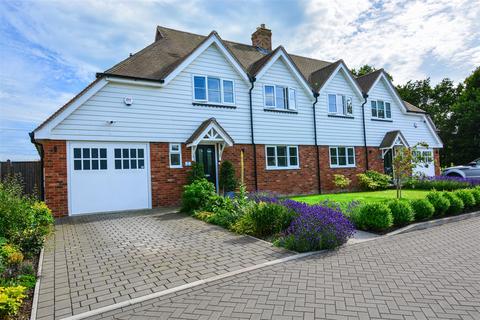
[{"xmin": 290, "ymin": 189, "xmax": 430, "ymax": 205}]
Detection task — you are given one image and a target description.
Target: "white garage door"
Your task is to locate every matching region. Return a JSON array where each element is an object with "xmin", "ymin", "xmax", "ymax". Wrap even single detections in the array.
[
  {"xmin": 68, "ymin": 142, "xmax": 151, "ymax": 215},
  {"xmin": 413, "ymin": 149, "xmax": 435, "ymax": 177}
]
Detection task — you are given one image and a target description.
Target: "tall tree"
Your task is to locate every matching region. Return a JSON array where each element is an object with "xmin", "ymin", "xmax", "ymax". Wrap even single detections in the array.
[
  {"xmin": 351, "ymin": 64, "xmax": 393, "ymax": 81},
  {"xmin": 396, "ymin": 78, "xmax": 432, "ymax": 109}
]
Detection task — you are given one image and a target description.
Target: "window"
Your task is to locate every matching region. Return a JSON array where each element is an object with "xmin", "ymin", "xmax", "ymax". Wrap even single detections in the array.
[
  {"xmin": 371, "ymin": 100, "xmax": 392, "ymax": 119},
  {"xmin": 114, "ymin": 148, "xmax": 145, "ymax": 170},
  {"xmin": 264, "ymin": 85, "xmax": 296, "ymax": 110},
  {"xmin": 265, "ymin": 146, "xmax": 299, "ymax": 169},
  {"xmin": 169, "ymin": 144, "xmax": 182, "ymax": 168},
  {"xmin": 328, "ymin": 94, "xmax": 353, "ymax": 116},
  {"xmin": 329, "ymin": 147, "xmax": 355, "ymax": 167},
  {"xmin": 193, "ymin": 75, "xmax": 235, "ymax": 104},
  {"xmin": 73, "ymin": 148, "xmax": 107, "ymax": 171}
]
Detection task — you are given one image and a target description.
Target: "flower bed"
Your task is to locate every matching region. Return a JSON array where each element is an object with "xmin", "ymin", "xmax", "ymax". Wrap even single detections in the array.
[
  {"xmin": 0, "ymin": 177, "xmax": 54, "ymax": 319},
  {"xmin": 181, "ymin": 180, "xmax": 355, "ymax": 252},
  {"xmin": 405, "ymin": 175, "xmax": 480, "ymax": 191}
]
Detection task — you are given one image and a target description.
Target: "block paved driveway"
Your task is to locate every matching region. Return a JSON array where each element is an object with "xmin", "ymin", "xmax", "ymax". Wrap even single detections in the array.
[
  {"xmin": 91, "ymin": 216, "xmax": 480, "ymax": 320},
  {"xmin": 36, "ymin": 209, "xmax": 292, "ymax": 320}
]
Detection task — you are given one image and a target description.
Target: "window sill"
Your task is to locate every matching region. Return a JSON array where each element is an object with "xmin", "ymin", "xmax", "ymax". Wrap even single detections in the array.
[
  {"xmin": 263, "ymin": 108, "xmax": 298, "ymax": 114},
  {"xmin": 192, "ymin": 102, "xmax": 236, "ymax": 109},
  {"xmin": 266, "ymin": 166, "xmax": 300, "ymax": 171},
  {"xmin": 328, "ymin": 114, "xmax": 354, "ymax": 119},
  {"xmin": 330, "ymin": 165, "xmax": 356, "ymax": 169},
  {"xmin": 169, "ymin": 165, "xmax": 183, "ymax": 169},
  {"xmin": 371, "ymin": 118, "xmax": 393, "ymax": 122}
]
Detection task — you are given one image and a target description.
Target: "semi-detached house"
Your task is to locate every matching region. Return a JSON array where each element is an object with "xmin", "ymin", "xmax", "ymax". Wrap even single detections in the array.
[{"xmin": 31, "ymin": 24, "xmax": 443, "ymax": 217}]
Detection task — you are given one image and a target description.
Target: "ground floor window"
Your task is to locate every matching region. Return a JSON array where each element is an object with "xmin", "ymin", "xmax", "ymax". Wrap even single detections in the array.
[
  {"xmin": 329, "ymin": 146, "xmax": 355, "ymax": 167},
  {"xmin": 266, "ymin": 145, "xmax": 299, "ymax": 169},
  {"xmin": 169, "ymin": 143, "xmax": 182, "ymax": 168}
]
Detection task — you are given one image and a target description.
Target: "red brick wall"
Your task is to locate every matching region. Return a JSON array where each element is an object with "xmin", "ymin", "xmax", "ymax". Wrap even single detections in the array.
[
  {"xmin": 434, "ymin": 148, "xmax": 441, "ymax": 176},
  {"xmin": 41, "ymin": 140, "xmax": 68, "ymax": 217},
  {"xmin": 150, "ymin": 142, "xmax": 191, "ymax": 207}
]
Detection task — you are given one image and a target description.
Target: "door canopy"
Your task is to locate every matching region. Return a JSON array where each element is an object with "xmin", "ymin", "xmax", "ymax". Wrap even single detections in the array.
[
  {"xmin": 186, "ymin": 118, "xmax": 234, "ymax": 161},
  {"xmin": 379, "ymin": 130, "xmax": 409, "ymax": 158}
]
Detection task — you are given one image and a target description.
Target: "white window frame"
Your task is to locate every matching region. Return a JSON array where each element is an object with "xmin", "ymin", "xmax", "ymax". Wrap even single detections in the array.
[
  {"xmin": 329, "ymin": 146, "xmax": 356, "ymax": 168},
  {"xmin": 265, "ymin": 145, "xmax": 300, "ymax": 170},
  {"xmin": 263, "ymin": 84, "xmax": 297, "ymax": 110},
  {"xmin": 192, "ymin": 75, "xmax": 236, "ymax": 105},
  {"xmin": 371, "ymin": 99, "xmax": 392, "ymax": 119},
  {"xmin": 169, "ymin": 143, "xmax": 182, "ymax": 168},
  {"xmin": 327, "ymin": 93, "xmax": 353, "ymax": 116}
]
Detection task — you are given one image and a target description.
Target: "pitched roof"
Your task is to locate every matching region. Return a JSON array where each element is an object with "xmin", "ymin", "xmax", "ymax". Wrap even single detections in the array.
[
  {"xmin": 403, "ymin": 100, "xmax": 426, "ymax": 113},
  {"xmin": 356, "ymin": 69, "xmax": 384, "ymax": 93},
  {"xmin": 103, "ymin": 26, "xmax": 332, "ymax": 87},
  {"xmin": 309, "ymin": 60, "xmax": 343, "ymax": 92},
  {"xmin": 186, "ymin": 118, "xmax": 234, "ymax": 145},
  {"xmin": 379, "ymin": 130, "xmax": 409, "ymax": 149}
]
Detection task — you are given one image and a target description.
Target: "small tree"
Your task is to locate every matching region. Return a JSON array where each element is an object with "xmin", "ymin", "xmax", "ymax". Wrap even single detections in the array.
[
  {"xmin": 187, "ymin": 162, "xmax": 205, "ymax": 184},
  {"xmin": 333, "ymin": 174, "xmax": 351, "ymax": 191},
  {"xmin": 219, "ymin": 160, "xmax": 237, "ymax": 195},
  {"xmin": 392, "ymin": 143, "xmax": 428, "ymax": 199}
]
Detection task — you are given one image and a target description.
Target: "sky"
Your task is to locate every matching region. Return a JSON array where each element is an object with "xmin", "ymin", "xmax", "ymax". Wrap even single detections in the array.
[{"xmin": 0, "ymin": 0, "xmax": 479, "ymax": 161}]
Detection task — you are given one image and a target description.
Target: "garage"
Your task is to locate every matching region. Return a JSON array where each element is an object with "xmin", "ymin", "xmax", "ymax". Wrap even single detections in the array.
[
  {"xmin": 68, "ymin": 142, "xmax": 151, "ymax": 215},
  {"xmin": 413, "ymin": 148, "xmax": 435, "ymax": 176}
]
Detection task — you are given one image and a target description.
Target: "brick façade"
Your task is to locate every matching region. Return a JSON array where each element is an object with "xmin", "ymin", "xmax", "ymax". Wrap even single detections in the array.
[{"xmin": 41, "ymin": 140, "xmax": 442, "ymax": 217}]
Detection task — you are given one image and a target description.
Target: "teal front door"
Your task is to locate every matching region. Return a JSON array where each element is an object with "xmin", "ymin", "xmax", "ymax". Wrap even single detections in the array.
[{"xmin": 195, "ymin": 145, "xmax": 217, "ymax": 185}]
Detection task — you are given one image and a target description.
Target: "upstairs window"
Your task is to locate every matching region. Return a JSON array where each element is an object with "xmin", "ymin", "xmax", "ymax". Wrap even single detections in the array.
[
  {"xmin": 266, "ymin": 145, "xmax": 299, "ymax": 169},
  {"xmin": 264, "ymin": 85, "xmax": 296, "ymax": 110},
  {"xmin": 371, "ymin": 100, "xmax": 392, "ymax": 119},
  {"xmin": 193, "ymin": 75, "xmax": 235, "ymax": 104},
  {"xmin": 328, "ymin": 94, "xmax": 353, "ymax": 116}
]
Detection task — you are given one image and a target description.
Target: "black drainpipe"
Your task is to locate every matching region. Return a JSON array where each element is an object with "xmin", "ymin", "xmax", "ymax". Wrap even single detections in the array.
[
  {"xmin": 29, "ymin": 132, "xmax": 45, "ymax": 200},
  {"xmin": 248, "ymin": 76, "xmax": 258, "ymax": 191},
  {"xmin": 361, "ymin": 92, "xmax": 369, "ymax": 171},
  {"xmin": 312, "ymin": 92, "xmax": 321, "ymax": 194}
]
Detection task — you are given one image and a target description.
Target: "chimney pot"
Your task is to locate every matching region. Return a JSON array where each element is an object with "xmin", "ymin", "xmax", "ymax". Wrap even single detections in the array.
[{"xmin": 251, "ymin": 24, "xmax": 272, "ymax": 51}]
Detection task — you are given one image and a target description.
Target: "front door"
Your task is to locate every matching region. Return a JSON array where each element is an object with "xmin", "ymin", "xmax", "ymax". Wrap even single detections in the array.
[
  {"xmin": 384, "ymin": 149, "xmax": 393, "ymax": 176},
  {"xmin": 196, "ymin": 145, "xmax": 217, "ymax": 185}
]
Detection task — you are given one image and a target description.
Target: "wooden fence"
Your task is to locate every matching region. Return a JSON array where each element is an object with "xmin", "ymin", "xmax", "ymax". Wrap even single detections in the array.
[{"xmin": 0, "ymin": 160, "xmax": 42, "ymax": 199}]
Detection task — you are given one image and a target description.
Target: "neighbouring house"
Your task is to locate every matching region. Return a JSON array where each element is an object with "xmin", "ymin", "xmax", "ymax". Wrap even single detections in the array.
[{"xmin": 31, "ymin": 24, "xmax": 443, "ymax": 217}]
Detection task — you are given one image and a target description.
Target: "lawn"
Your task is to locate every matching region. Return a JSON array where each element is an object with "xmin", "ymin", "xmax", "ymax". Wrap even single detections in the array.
[{"xmin": 291, "ymin": 189, "xmax": 430, "ymax": 205}]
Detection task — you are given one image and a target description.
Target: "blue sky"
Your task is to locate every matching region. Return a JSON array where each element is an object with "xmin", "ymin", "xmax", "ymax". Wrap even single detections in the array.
[{"xmin": 1, "ymin": 0, "xmax": 479, "ymax": 161}]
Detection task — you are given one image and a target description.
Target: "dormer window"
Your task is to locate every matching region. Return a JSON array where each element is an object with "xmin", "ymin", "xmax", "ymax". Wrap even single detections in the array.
[
  {"xmin": 328, "ymin": 94, "xmax": 353, "ymax": 116},
  {"xmin": 371, "ymin": 100, "xmax": 392, "ymax": 119},
  {"xmin": 193, "ymin": 75, "xmax": 235, "ymax": 104},
  {"xmin": 264, "ymin": 85, "xmax": 296, "ymax": 110}
]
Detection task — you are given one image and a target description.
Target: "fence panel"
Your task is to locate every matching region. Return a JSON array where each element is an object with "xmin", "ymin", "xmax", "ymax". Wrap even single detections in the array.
[{"xmin": 0, "ymin": 161, "xmax": 42, "ymax": 198}]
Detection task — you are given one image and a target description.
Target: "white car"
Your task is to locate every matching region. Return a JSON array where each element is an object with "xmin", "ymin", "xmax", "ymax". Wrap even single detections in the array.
[{"xmin": 442, "ymin": 158, "xmax": 480, "ymax": 178}]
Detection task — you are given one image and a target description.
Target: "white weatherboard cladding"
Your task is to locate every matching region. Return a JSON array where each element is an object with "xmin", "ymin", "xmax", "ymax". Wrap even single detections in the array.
[
  {"xmin": 365, "ymin": 78, "xmax": 440, "ymax": 148},
  {"xmin": 316, "ymin": 69, "xmax": 364, "ymax": 145},
  {"xmin": 52, "ymin": 44, "xmax": 252, "ymax": 143},
  {"xmin": 252, "ymin": 58, "xmax": 315, "ymax": 145}
]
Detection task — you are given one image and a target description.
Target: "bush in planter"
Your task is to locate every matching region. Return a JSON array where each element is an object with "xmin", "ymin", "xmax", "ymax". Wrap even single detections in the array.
[
  {"xmin": 410, "ymin": 199, "xmax": 435, "ymax": 221},
  {"xmin": 249, "ymin": 202, "xmax": 296, "ymax": 237},
  {"xmin": 219, "ymin": 160, "xmax": 237, "ymax": 195},
  {"xmin": 0, "ymin": 285, "xmax": 26, "ymax": 318},
  {"xmin": 354, "ymin": 203, "xmax": 393, "ymax": 232},
  {"xmin": 278, "ymin": 202, "xmax": 355, "ymax": 252},
  {"xmin": 454, "ymin": 189, "xmax": 476, "ymax": 208},
  {"xmin": 426, "ymin": 191, "xmax": 450, "ymax": 216},
  {"xmin": 443, "ymin": 192, "xmax": 464, "ymax": 215},
  {"xmin": 387, "ymin": 200, "xmax": 414, "ymax": 226},
  {"xmin": 180, "ymin": 179, "xmax": 216, "ymax": 214},
  {"xmin": 356, "ymin": 170, "xmax": 391, "ymax": 191}
]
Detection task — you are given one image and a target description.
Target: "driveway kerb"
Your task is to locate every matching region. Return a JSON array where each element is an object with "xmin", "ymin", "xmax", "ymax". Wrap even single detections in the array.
[
  {"xmin": 59, "ymin": 251, "xmax": 317, "ymax": 320},
  {"xmin": 30, "ymin": 246, "xmax": 45, "ymax": 320}
]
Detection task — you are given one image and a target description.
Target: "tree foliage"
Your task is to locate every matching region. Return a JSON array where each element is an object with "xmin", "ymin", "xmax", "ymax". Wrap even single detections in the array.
[{"xmin": 351, "ymin": 64, "xmax": 393, "ymax": 81}]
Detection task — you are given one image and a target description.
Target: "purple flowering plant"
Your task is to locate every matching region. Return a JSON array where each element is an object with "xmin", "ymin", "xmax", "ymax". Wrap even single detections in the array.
[{"xmin": 406, "ymin": 175, "xmax": 480, "ymax": 191}]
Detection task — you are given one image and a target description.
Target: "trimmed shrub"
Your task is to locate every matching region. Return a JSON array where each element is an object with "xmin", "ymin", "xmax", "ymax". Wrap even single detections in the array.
[
  {"xmin": 443, "ymin": 192, "xmax": 464, "ymax": 215},
  {"xmin": 454, "ymin": 189, "xmax": 476, "ymax": 208},
  {"xmin": 387, "ymin": 200, "xmax": 414, "ymax": 226},
  {"xmin": 333, "ymin": 174, "xmax": 351, "ymax": 189},
  {"xmin": 250, "ymin": 202, "xmax": 296, "ymax": 237},
  {"xmin": 278, "ymin": 202, "xmax": 355, "ymax": 252},
  {"xmin": 187, "ymin": 162, "xmax": 205, "ymax": 184},
  {"xmin": 0, "ymin": 285, "xmax": 26, "ymax": 318},
  {"xmin": 410, "ymin": 199, "xmax": 435, "ymax": 221},
  {"xmin": 357, "ymin": 170, "xmax": 391, "ymax": 191},
  {"xmin": 219, "ymin": 160, "xmax": 237, "ymax": 194},
  {"xmin": 353, "ymin": 203, "xmax": 393, "ymax": 232},
  {"xmin": 230, "ymin": 212, "xmax": 255, "ymax": 235},
  {"xmin": 180, "ymin": 179, "xmax": 216, "ymax": 214},
  {"xmin": 426, "ymin": 191, "xmax": 450, "ymax": 216},
  {"xmin": 471, "ymin": 188, "xmax": 480, "ymax": 205}
]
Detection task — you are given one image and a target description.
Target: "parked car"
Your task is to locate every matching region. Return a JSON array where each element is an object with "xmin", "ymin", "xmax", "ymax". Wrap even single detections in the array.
[{"xmin": 442, "ymin": 158, "xmax": 480, "ymax": 178}]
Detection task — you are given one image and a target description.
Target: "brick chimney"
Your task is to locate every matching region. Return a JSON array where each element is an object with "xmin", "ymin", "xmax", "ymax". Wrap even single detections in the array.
[{"xmin": 251, "ymin": 24, "xmax": 272, "ymax": 51}]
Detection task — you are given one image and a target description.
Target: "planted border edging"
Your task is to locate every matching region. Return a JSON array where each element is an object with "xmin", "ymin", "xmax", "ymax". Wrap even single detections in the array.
[
  {"xmin": 29, "ymin": 246, "xmax": 45, "ymax": 320},
  {"xmin": 384, "ymin": 210, "xmax": 480, "ymax": 237}
]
